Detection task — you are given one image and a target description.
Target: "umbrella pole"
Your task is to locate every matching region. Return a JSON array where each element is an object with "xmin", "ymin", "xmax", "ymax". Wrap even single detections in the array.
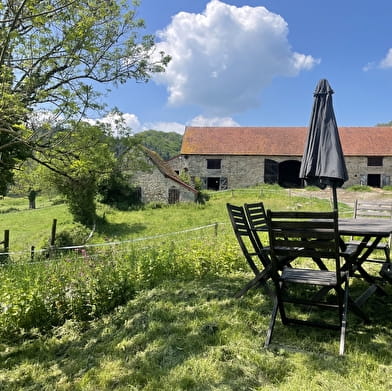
[{"xmin": 332, "ymin": 185, "xmax": 338, "ymax": 212}]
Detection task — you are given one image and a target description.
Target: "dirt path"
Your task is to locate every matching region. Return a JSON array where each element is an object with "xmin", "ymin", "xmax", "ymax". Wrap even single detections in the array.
[{"xmin": 290, "ymin": 188, "xmax": 392, "ymax": 207}]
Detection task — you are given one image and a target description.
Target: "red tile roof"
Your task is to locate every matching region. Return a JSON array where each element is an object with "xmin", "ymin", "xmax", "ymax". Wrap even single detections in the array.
[{"xmin": 181, "ymin": 127, "xmax": 392, "ymax": 156}]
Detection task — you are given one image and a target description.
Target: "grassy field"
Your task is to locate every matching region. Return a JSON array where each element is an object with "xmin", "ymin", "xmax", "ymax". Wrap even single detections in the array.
[
  {"xmin": 0, "ymin": 186, "xmax": 338, "ymax": 254},
  {"xmin": 0, "ymin": 186, "xmax": 391, "ymax": 390}
]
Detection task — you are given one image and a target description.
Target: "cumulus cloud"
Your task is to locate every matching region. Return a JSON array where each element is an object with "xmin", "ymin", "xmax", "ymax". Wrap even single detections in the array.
[
  {"xmin": 363, "ymin": 48, "xmax": 392, "ymax": 71},
  {"xmin": 142, "ymin": 121, "xmax": 185, "ymax": 134},
  {"xmin": 188, "ymin": 115, "xmax": 239, "ymax": 127},
  {"xmin": 138, "ymin": 115, "xmax": 239, "ymax": 134},
  {"xmin": 86, "ymin": 112, "xmax": 142, "ymax": 136},
  {"xmin": 379, "ymin": 48, "xmax": 392, "ymax": 69},
  {"xmin": 154, "ymin": 0, "xmax": 319, "ymax": 115},
  {"xmin": 87, "ymin": 113, "xmax": 188, "ymax": 135}
]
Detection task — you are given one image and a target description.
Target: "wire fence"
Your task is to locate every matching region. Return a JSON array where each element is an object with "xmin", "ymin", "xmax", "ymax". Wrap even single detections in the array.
[
  {"xmin": 0, "ymin": 222, "xmax": 232, "ymax": 267},
  {"xmin": 0, "ymin": 186, "xmax": 365, "ymax": 267}
]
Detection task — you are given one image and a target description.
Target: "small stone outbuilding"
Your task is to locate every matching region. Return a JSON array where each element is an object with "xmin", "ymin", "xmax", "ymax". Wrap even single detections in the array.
[
  {"xmin": 132, "ymin": 147, "xmax": 197, "ymax": 204},
  {"xmin": 171, "ymin": 126, "xmax": 392, "ymax": 190}
]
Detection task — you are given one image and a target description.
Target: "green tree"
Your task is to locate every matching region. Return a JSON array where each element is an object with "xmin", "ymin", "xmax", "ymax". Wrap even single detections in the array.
[
  {"xmin": 376, "ymin": 121, "xmax": 392, "ymax": 126},
  {"xmin": 136, "ymin": 130, "xmax": 182, "ymax": 159},
  {"xmin": 0, "ymin": 0, "xmax": 170, "ymax": 191},
  {"xmin": 45, "ymin": 121, "xmax": 116, "ymax": 225},
  {"xmin": 12, "ymin": 160, "xmax": 49, "ymax": 208}
]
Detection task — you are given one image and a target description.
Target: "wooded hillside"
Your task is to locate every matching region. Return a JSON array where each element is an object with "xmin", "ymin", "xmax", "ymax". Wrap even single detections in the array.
[{"xmin": 136, "ymin": 130, "xmax": 182, "ymax": 160}]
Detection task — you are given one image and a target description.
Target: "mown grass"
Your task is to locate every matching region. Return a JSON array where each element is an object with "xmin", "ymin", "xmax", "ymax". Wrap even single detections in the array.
[
  {"xmin": 1, "ymin": 277, "xmax": 392, "ymax": 390},
  {"xmin": 0, "ymin": 185, "xmax": 391, "ymax": 390}
]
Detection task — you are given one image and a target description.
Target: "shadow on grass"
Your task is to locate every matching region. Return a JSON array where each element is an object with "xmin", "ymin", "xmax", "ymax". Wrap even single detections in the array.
[
  {"xmin": 0, "ymin": 275, "xmax": 286, "ymax": 390},
  {"xmin": 267, "ymin": 278, "xmax": 392, "ymax": 375},
  {"xmin": 95, "ymin": 220, "xmax": 147, "ymax": 238},
  {"xmin": 1, "ymin": 275, "xmax": 392, "ymax": 390}
]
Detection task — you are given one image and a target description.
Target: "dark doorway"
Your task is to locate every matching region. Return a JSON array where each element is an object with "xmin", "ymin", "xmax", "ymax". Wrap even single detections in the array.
[
  {"xmin": 367, "ymin": 174, "xmax": 381, "ymax": 187},
  {"xmin": 278, "ymin": 160, "xmax": 302, "ymax": 188},
  {"xmin": 264, "ymin": 159, "xmax": 279, "ymax": 184},
  {"xmin": 168, "ymin": 188, "xmax": 180, "ymax": 204},
  {"xmin": 207, "ymin": 177, "xmax": 220, "ymax": 190}
]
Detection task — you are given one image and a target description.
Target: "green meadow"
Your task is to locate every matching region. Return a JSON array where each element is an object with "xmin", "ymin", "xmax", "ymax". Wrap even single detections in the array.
[{"xmin": 0, "ymin": 186, "xmax": 391, "ymax": 390}]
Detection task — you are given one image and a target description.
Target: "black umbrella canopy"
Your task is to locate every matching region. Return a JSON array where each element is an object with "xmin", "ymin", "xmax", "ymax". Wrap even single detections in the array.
[{"xmin": 299, "ymin": 79, "xmax": 348, "ymax": 210}]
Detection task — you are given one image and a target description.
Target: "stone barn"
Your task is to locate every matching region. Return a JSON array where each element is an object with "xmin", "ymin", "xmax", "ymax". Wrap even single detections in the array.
[
  {"xmin": 132, "ymin": 147, "xmax": 197, "ymax": 204},
  {"xmin": 171, "ymin": 126, "xmax": 392, "ymax": 190}
]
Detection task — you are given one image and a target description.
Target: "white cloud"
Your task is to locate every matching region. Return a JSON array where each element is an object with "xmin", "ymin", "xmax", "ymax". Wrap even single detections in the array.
[
  {"xmin": 363, "ymin": 48, "xmax": 392, "ymax": 71},
  {"xmin": 86, "ymin": 112, "xmax": 142, "ymax": 136},
  {"xmin": 142, "ymin": 121, "xmax": 185, "ymax": 134},
  {"xmin": 379, "ymin": 48, "xmax": 392, "ymax": 69},
  {"xmin": 87, "ymin": 113, "xmax": 187, "ymax": 134},
  {"xmin": 188, "ymin": 115, "xmax": 239, "ymax": 127},
  {"xmin": 87, "ymin": 113, "xmax": 239, "ymax": 136},
  {"xmin": 154, "ymin": 0, "xmax": 319, "ymax": 115},
  {"xmin": 362, "ymin": 62, "xmax": 375, "ymax": 72}
]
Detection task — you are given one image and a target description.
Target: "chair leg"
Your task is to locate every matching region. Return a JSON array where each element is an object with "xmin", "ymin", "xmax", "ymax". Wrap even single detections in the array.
[
  {"xmin": 384, "ymin": 247, "xmax": 390, "ymax": 263},
  {"xmin": 339, "ymin": 280, "xmax": 349, "ymax": 356},
  {"xmin": 234, "ymin": 268, "xmax": 272, "ymax": 298},
  {"xmin": 265, "ymin": 295, "xmax": 278, "ymax": 348}
]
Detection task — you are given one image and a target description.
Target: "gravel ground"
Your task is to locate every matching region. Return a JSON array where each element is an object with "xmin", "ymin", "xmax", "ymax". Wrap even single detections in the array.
[{"xmin": 290, "ymin": 187, "xmax": 392, "ymax": 207}]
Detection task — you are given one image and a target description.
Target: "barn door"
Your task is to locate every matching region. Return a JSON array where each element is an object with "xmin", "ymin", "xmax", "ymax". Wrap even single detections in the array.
[
  {"xmin": 264, "ymin": 159, "xmax": 279, "ymax": 184},
  {"xmin": 382, "ymin": 175, "xmax": 390, "ymax": 187},
  {"xmin": 168, "ymin": 188, "xmax": 180, "ymax": 204},
  {"xmin": 220, "ymin": 177, "xmax": 228, "ymax": 190}
]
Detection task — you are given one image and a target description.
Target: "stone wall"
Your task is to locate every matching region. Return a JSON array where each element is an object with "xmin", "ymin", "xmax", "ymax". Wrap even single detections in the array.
[
  {"xmin": 345, "ymin": 156, "xmax": 392, "ymax": 187},
  {"xmin": 178, "ymin": 154, "xmax": 265, "ymax": 189},
  {"xmin": 133, "ymin": 162, "xmax": 196, "ymax": 204},
  {"xmin": 171, "ymin": 154, "xmax": 392, "ymax": 189}
]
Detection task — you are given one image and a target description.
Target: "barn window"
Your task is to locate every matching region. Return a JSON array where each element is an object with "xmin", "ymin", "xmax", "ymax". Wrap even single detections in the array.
[
  {"xmin": 367, "ymin": 156, "xmax": 383, "ymax": 166},
  {"xmin": 207, "ymin": 159, "xmax": 221, "ymax": 169},
  {"xmin": 168, "ymin": 188, "xmax": 180, "ymax": 204}
]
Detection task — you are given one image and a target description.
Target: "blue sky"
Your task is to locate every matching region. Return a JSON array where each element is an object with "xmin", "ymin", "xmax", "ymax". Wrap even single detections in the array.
[{"xmin": 98, "ymin": 0, "xmax": 392, "ymax": 134}]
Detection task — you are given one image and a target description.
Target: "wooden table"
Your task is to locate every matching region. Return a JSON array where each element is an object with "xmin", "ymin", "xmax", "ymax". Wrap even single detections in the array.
[{"xmin": 338, "ymin": 218, "xmax": 392, "ymax": 309}]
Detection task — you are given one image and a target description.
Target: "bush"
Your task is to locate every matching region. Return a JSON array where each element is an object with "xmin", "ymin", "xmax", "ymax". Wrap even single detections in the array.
[
  {"xmin": 0, "ymin": 233, "xmax": 243, "ymax": 339},
  {"xmin": 53, "ymin": 224, "xmax": 92, "ymax": 247},
  {"xmin": 98, "ymin": 171, "xmax": 142, "ymax": 210},
  {"xmin": 0, "ymin": 252, "xmax": 136, "ymax": 338}
]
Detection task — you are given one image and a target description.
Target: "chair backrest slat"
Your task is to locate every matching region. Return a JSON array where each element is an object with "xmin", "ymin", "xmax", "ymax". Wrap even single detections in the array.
[
  {"xmin": 227, "ymin": 203, "xmax": 271, "ymax": 274},
  {"xmin": 244, "ymin": 202, "xmax": 268, "ymax": 232},
  {"xmin": 267, "ymin": 209, "xmax": 341, "ymax": 271}
]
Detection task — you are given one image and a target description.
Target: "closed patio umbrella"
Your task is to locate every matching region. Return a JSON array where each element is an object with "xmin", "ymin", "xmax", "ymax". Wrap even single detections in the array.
[{"xmin": 299, "ymin": 79, "xmax": 348, "ymax": 211}]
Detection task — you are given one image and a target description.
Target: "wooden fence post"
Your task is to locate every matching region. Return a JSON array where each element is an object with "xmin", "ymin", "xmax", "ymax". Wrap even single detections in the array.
[
  {"xmin": 3, "ymin": 229, "xmax": 9, "ymax": 254},
  {"xmin": 46, "ymin": 219, "xmax": 57, "ymax": 258},
  {"xmin": 0, "ymin": 229, "xmax": 9, "ymax": 263},
  {"xmin": 50, "ymin": 219, "xmax": 57, "ymax": 247}
]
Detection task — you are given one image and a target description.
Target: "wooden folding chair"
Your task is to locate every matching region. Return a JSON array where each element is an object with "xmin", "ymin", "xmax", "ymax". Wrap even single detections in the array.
[
  {"xmin": 264, "ymin": 210, "xmax": 349, "ymax": 355},
  {"xmin": 227, "ymin": 203, "xmax": 293, "ymax": 298},
  {"xmin": 226, "ymin": 203, "xmax": 272, "ymax": 298},
  {"xmin": 244, "ymin": 202, "xmax": 268, "ymax": 234}
]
